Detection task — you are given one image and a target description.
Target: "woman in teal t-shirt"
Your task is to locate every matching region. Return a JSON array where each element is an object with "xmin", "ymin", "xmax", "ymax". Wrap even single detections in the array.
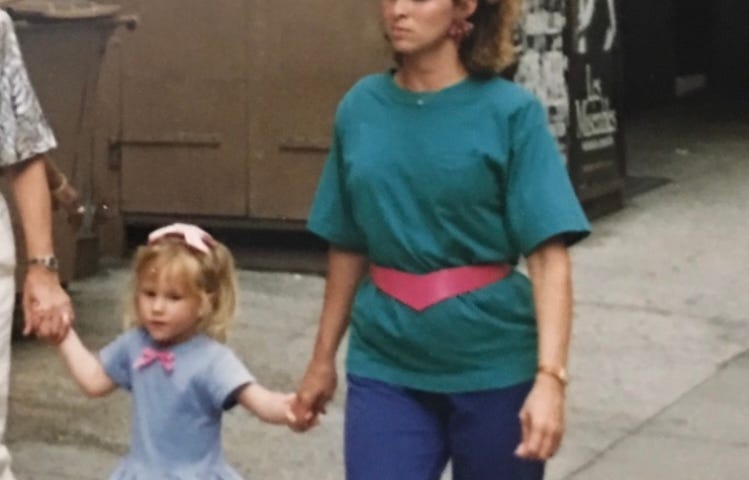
[{"xmin": 293, "ymin": 1, "xmax": 590, "ymax": 479}]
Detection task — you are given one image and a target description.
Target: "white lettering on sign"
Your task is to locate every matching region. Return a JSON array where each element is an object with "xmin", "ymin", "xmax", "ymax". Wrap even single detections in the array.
[{"xmin": 575, "ymin": 65, "xmax": 617, "ymax": 143}]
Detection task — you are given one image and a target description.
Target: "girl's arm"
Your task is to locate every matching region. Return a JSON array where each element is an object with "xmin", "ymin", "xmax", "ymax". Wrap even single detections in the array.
[
  {"xmin": 516, "ymin": 238, "xmax": 572, "ymax": 460},
  {"xmin": 237, "ymin": 383, "xmax": 295, "ymax": 425},
  {"xmin": 292, "ymin": 247, "xmax": 368, "ymax": 429},
  {"xmin": 57, "ymin": 329, "xmax": 117, "ymax": 398}
]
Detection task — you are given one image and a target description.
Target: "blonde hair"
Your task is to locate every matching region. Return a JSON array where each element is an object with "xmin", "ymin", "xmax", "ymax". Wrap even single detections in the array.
[
  {"xmin": 459, "ymin": 0, "xmax": 521, "ymax": 76},
  {"xmin": 124, "ymin": 236, "xmax": 238, "ymax": 342}
]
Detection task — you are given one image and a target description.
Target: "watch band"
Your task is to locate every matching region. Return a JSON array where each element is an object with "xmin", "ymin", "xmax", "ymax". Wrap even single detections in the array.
[
  {"xmin": 537, "ymin": 364, "xmax": 569, "ymax": 387},
  {"xmin": 26, "ymin": 255, "xmax": 59, "ymax": 272}
]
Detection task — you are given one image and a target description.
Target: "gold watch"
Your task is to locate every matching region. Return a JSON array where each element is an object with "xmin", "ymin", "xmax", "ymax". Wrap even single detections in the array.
[{"xmin": 537, "ymin": 364, "xmax": 569, "ymax": 387}]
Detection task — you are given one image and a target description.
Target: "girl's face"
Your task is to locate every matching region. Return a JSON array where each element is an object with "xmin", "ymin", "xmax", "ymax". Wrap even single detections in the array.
[
  {"xmin": 381, "ymin": 0, "xmax": 465, "ymax": 56},
  {"xmin": 136, "ymin": 268, "xmax": 206, "ymax": 345}
]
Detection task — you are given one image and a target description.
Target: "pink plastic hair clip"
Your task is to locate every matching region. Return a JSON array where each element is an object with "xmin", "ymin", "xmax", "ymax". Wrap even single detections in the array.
[{"xmin": 147, "ymin": 223, "xmax": 215, "ymax": 254}]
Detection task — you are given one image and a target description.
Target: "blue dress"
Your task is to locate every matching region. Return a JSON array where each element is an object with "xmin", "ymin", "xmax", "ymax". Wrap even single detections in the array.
[{"xmin": 100, "ymin": 328, "xmax": 255, "ymax": 479}]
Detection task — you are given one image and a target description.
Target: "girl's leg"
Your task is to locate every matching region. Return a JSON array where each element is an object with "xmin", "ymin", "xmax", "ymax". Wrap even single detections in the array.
[
  {"xmin": 345, "ymin": 374, "xmax": 449, "ymax": 480},
  {"xmin": 448, "ymin": 381, "xmax": 545, "ymax": 480}
]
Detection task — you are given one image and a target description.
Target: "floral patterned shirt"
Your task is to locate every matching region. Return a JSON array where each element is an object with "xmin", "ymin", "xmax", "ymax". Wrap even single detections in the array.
[{"xmin": 0, "ymin": 9, "xmax": 56, "ymax": 170}]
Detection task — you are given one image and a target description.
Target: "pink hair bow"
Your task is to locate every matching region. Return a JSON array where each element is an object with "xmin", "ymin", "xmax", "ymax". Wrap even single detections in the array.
[
  {"xmin": 148, "ymin": 223, "xmax": 215, "ymax": 254},
  {"xmin": 133, "ymin": 347, "xmax": 175, "ymax": 373}
]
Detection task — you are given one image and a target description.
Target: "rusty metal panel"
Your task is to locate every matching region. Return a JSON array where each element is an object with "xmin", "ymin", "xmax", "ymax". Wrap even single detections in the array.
[
  {"xmin": 93, "ymin": 0, "xmax": 388, "ymax": 225},
  {"xmin": 116, "ymin": 77, "xmax": 246, "ymax": 215},
  {"xmin": 114, "ymin": 0, "xmax": 248, "ymax": 216},
  {"xmin": 246, "ymin": 0, "xmax": 387, "ymax": 220}
]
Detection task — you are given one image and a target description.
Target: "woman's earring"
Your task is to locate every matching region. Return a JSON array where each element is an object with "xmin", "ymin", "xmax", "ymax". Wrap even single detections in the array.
[{"xmin": 448, "ymin": 18, "xmax": 474, "ymax": 41}]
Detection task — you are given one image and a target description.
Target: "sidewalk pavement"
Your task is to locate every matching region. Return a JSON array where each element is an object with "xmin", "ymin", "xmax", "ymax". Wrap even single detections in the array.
[{"xmin": 6, "ymin": 96, "xmax": 749, "ymax": 479}]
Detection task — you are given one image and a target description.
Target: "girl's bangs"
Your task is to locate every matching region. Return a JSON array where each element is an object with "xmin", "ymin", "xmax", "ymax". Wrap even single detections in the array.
[{"xmin": 138, "ymin": 248, "xmax": 203, "ymax": 293}]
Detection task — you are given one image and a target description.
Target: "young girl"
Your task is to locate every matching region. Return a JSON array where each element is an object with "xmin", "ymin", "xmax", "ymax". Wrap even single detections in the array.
[{"xmin": 54, "ymin": 223, "xmax": 296, "ymax": 479}]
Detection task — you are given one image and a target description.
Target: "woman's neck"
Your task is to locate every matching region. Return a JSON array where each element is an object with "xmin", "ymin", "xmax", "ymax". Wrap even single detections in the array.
[{"xmin": 395, "ymin": 42, "xmax": 468, "ymax": 92}]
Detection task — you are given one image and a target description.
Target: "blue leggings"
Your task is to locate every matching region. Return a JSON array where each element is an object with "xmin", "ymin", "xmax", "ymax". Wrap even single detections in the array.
[{"xmin": 345, "ymin": 375, "xmax": 544, "ymax": 480}]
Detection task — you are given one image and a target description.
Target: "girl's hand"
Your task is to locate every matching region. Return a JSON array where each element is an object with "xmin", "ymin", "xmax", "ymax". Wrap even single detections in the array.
[
  {"xmin": 515, "ymin": 375, "xmax": 566, "ymax": 460},
  {"xmin": 240, "ymin": 385, "xmax": 299, "ymax": 426},
  {"xmin": 292, "ymin": 358, "xmax": 337, "ymax": 432}
]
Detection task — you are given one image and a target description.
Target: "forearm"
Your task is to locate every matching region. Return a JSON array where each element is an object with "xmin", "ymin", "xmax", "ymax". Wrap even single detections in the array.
[
  {"xmin": 527, "ymin": 240, "xmax": 573, "ymax": 370},
  {"xmin": 57, "ymin": 329, "xmax": 116, "ymax": 397},
  {"xmin": 8, "ymin": 156, "xmax": 54, "ymax": 257},
  {"xmin": 43, "ymin": 156, "xmax": 66, "ymax": 191},
  {"xmin": 238, "ymin": 383, "xmax": 291, "ymax": 425},
  {"xmin": 311, "ymin": 247, "xmax": 368, "ymax": 362}
]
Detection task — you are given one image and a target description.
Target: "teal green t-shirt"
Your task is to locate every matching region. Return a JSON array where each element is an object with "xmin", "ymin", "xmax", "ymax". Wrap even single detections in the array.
[{"xmin": 307, "ymin": 72, "xmax": 590, "ymax": 393}]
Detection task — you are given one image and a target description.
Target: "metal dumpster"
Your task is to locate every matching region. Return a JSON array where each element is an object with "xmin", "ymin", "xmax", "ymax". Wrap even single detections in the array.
[
  {"xmin": 0, "ymin": 0, "xmax": 131, "ymax": 287},
  {"xmin": 86, "ymin": 0, "xmax": 386, "ymax": 257},
  {"xmin": 92, "ymin": 0, "xmax": 623, "ymax": 261}
]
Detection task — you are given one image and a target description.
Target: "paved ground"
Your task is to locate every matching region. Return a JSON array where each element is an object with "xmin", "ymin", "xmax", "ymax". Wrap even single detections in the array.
[{"xmin": 6, "ymin": 94, "xmax": 749, "ymax": 479}]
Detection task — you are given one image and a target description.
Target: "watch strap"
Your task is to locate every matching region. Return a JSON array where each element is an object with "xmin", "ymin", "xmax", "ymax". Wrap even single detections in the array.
[
  {"xmin": 26, "ymin": 255, "xmax": 59, "ymax": 272},
  {"xmin": 537, "ymin": 364, "xmax": 569, "ymax": 387}
]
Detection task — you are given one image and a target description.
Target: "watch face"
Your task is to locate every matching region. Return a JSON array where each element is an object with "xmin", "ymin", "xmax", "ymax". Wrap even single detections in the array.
[{"xmin": 28, "ymin": 256, "xmax": 59, "ymax": 271}]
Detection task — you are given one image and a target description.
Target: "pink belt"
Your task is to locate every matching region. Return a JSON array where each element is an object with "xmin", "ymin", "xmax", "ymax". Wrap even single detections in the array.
[{"xmin": 370, "ymin": 263, "xmax": 512, "ymax": 312}]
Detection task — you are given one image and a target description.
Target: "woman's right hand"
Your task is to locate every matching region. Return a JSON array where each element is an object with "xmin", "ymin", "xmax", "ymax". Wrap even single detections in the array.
[
  {"xmin": 291, "ymin": 358, "xmax": 338, "ymax": 432},
  {"xmin": 290, "ymin": 247, "xmax": 366, "ymax": 431}
]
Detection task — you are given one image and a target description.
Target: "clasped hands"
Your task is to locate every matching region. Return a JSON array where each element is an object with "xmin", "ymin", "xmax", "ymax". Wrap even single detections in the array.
[
  {"xmin": 288, "ymin": 359, "xmax": 337, "ymax": 432},
  {"xmin": 22, "ymin": 267, "xmax": 74, "ymax": 344}
]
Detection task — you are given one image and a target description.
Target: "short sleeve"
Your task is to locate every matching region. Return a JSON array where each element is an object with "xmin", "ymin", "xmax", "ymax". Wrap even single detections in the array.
[
  {"xmin": 205, "ymin": 347, "xmax": 255, "ymax": 411},
  {"xmin": 99, "ymin": 331, "xmax": 135, "ymax": 390},
  {"xmin": 505, "ymin": 98, "xmax": 591, "ymax": 256},
  {"xmin": 0, "ymin": 11, "xmax": 56, "ymax": 169},
  {"xmin": 306, "ymin": 120, "xmax": 367, "ymax": 252}
]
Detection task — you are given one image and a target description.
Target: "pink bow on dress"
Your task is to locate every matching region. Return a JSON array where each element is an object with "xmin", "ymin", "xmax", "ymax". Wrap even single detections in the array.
[
  {"xmin": 133, "ymin": 347, "xmax": 175, "ymax": 373},
  {"xmin": 147, "ymin": 223, "xmax": 215, "ymax": 254}
]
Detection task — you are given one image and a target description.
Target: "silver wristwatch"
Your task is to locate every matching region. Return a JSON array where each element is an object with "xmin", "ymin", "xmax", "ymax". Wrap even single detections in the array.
[{"xmin": 26, "ymin": 255, "xmax": 59, "ymax": 272}]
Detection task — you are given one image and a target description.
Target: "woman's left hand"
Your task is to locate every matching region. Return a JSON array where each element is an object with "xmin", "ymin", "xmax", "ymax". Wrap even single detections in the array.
[{"xmin": 515, "ymin": 375, "xmax": 566, "ymax": 460}]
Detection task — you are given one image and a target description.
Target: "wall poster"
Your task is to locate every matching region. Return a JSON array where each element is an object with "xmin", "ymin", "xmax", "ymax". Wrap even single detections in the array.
[
  {"xmin": 514, "ymin": 0, "xmax": 570, "ymax": 157},
  {"xmin": 568, "ymin": 0, "xmax": 624, "ymax": 200}
]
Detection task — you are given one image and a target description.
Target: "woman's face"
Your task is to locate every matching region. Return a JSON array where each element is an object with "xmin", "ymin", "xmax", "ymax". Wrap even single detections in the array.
[{"xmin": 381, "ymin": 0, "xmax": 464, "ymax": 56}]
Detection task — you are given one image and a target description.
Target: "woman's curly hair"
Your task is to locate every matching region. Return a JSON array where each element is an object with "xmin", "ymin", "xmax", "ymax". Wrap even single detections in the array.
[{"xmin": 459, "ymin": 0, "xmax": 521, "ymax": 77}]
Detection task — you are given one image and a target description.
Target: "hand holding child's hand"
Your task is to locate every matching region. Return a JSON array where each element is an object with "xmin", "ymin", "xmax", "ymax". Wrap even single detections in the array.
[
  {"xmin": 23, "ymin": 268, "xmax": 74, "ymax": 344},
  {"xmin": 288, "ymin": 395, "xmax": 322, "ymax": 432},
  {"xmin": 292, "ymin": 358, "xmax": 337, "ymax": 432},
  {"xmin": 280, "ymin": 392, "xmax": 303, "ymax": 429}
]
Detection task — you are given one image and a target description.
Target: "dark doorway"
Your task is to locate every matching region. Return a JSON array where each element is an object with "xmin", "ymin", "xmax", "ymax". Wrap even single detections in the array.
[{"xmin": 619, "ymin": 0, "xmax": 749, "ymax": 108}]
